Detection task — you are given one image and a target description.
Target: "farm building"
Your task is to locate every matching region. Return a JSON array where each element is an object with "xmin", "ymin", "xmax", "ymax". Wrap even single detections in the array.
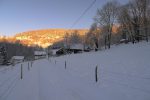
[
  {"xmin": 11, "ymin": 56, "xmax": 24, "ymax": 64},
  {"xmin": 34, "ymin": 51, "xmax": 47, "ymax": 59},
  {"xmin": 56, "ymin": 44, "xmax": 84, "ymax": 56}
]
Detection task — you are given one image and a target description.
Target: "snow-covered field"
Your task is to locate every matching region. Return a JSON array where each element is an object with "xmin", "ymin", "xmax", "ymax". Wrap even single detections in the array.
[{"xmin": 0, "ymin": 42, "xmax": 150, "ymax": 100}]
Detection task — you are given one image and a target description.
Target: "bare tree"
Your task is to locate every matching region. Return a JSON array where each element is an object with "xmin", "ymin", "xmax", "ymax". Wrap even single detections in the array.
[
  {"xmin": 64, "ymin": 32, "xmax": 69, "ymax": 48},
  {"xmin": 142, "ymin": 0, "xmax": 150, "ymax": 42},
  {"xmin": 118, "ymin": 4, "xmax": 135, "ymax": 43},
  {"xmin": 94, "ymin": 1, "xmax": 119, "ymax": 49},
  {"xmin": 128, "ymin": 0, "xmax": 150, "ymax": 42},
  {"xmin": 118, "ymin": 0, "xmax": 150, "ymax": 43},
  {"xmin": 85, "ymin": 23, "xmax": 101, "ymax": 51}
]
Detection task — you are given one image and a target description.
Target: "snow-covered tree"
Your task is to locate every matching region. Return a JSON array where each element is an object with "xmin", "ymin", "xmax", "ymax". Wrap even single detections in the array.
[{"xmin": 69, "ymin": 30, "xmax": 82, "ymax": 45}]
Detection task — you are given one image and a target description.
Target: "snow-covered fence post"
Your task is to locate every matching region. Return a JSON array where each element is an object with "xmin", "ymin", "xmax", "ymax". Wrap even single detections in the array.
[
  {"xmin": 21, "ymin": 64, "xmax": 23, "ymax": 79},
  {"xmin": 31, "ymin": 61, "xmax": 33, "ymax": 67},
  {"xmin": 65, "ymin": 61, "xmax": 66, "ymax": 69},
  {"xmin": 28, "ymin": 62, "xmax": 30, "ymax": 71},
  {"xmin": 49, "ymin": 58, "xmax": 51, "ymax": 62},
  {"xmin": 95, "ymin": 65, "xmax": 98, "ymax": 82},
  {"xmin": 48, "ymin": 55, "xmax": 49, "ymax": 60},
  {"xmin": 55, "ymin": 60, "xmax": 56, "ymax": 64}
]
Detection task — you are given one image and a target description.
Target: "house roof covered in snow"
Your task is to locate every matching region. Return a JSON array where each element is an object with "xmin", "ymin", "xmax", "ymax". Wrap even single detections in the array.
[
  {"xmin": 34, "ymin": 51, "xmax": 46, "ymax": 56},
  {"xmin": 11, "ymin": 56, "xmax": 24, "ymax": 60},
  {"xmin": 70, "ymin": 44, "xmax": 84, "ymax": 50}
]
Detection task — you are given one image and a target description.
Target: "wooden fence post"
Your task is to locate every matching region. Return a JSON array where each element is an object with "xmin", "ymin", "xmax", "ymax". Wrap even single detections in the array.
[
  {"xmin": 21, "ymin": 64, "xmax": 23, "ymax": 79},
  {"xmin": 65, "ymin": 61, "xmax": 66, "ymax": 69},
  {"xmin": 95, "ymin": 65, "xmax": 98, "ymax": 82},
  {"xmin": 55, "ymin": 60, "xmax": 56, "ymax": 64},
  {"xmin": 28, "ymin": 62, "xmax": 30, "ymax": 71},
  {"xmin": 31, "ymin": 62, "xmax": 32, "ymax": 67}
]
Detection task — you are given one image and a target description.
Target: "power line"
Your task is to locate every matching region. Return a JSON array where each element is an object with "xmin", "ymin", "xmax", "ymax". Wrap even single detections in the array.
[{"xmin": 70, "ymin": 0, "xmax": 96, "ymax": 28}]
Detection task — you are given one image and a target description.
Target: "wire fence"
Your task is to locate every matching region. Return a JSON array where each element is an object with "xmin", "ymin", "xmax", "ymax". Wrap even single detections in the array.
[
  {"xmin": 55, "ymin": 60, "xmax": 150, "ymax": 94},
  {"xmin": 0, "ymin": 58, "xmax": 150, "ymax": 99},
  {"xmin": 0, "ymin": 73, "xmax": 20, "ymax": 100},
  {"xmin": 0, "ymin": 62, "xmax": 33, "ymax": 100}
]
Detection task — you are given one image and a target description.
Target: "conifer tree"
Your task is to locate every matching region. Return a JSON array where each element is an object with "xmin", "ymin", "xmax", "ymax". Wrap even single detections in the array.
[{"xmin": 0, "ymin": 46, "xmax": 8, "ymax": 65}]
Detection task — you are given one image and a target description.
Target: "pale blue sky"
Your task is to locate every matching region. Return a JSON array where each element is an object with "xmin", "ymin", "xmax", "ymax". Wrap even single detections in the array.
[{"xmin": 0, "ymin": 0, "xmax": 128, "ymax": 36}]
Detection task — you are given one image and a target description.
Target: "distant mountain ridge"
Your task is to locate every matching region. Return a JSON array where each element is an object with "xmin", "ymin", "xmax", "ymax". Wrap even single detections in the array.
[{"xmin": 0, "ymin": 29, "xmax": 88, "ymax": 48}]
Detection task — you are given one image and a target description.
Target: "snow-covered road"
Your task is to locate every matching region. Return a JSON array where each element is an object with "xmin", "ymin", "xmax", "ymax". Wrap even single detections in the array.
[{"xmin": 4, "ymin": 59, "xmax": 99, "ymax": 100}]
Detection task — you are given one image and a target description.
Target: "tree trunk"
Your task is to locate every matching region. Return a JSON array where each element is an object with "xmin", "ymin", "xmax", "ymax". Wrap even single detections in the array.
[
  {"xmin": 143, "ymin": 0, "xmax": 148, "ymax": 42},
  {"xmin": 145, "ymin": 27, "xmax": 148, "ymax": 42},
  {"xmin": 104, "ymin": 36, "xmax": 107, "ymax": 49},
  {"xmin": 136, "ymin": 25, "xmax": 140, "ymax": 42},
  {"xmin": 108, "ymin": 35, "xmax": 110, "ymax": 49}
]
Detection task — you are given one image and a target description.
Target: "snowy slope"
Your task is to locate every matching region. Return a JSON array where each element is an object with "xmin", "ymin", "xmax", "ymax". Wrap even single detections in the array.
[{"xmin": 0, "ymin": 42, "xmax": 150, "ymax": 100}]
